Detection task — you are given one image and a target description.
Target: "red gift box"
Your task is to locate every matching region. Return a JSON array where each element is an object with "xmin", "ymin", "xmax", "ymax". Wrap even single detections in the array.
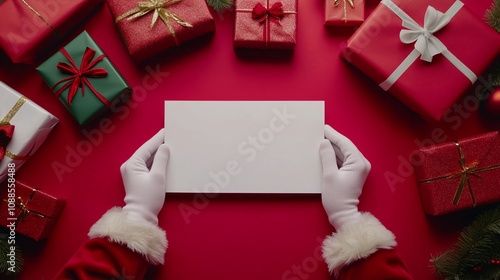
[
  {"xmin": 325, "ymin": 0, "xmax": 364, "ymax": 27},
  {"xmin": 0, "ymin": 0, "xmax": 103, "ymax": 64},
  {"xmin": 107, "ymin": 0, "xmax": 215, "ymax": 62},
  {"xmin": 234, "ymin": 0, "xmax": 297, "ymax": 49},
  {"xmin": 414, "ymin": 132, "xmax": 500, "ymax": 215},
  {"xmin": 0, "ymin": 181, "xmax": 65, "ymax": 240},
  {"xmin": 340, "ymin": 0, "xmax": 500, "ymax": 120}
]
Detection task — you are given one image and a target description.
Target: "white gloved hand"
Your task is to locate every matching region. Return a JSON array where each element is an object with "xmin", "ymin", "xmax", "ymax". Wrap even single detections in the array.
[
  {"xmin": 121, "ymin": 129, "xmax": 169, "ymax": 225},
  {"xmin": 320, "ymin": 125, "xmax": 371, "ymax": 230}
]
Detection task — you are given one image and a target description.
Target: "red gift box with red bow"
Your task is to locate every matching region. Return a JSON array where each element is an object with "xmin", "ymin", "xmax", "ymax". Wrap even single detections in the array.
[
  {"xmin": 0, "ymin": 181, "xmax": 65, "ymax": 241},
  {"xmin": 234, "ymin": 0, "xmax": 297, "ymax": 49}
]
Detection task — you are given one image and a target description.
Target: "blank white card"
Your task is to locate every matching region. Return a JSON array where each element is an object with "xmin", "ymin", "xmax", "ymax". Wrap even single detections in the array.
[{"xmin": 164, "ymin": 101, "xmax": 324, "ymax": 193}]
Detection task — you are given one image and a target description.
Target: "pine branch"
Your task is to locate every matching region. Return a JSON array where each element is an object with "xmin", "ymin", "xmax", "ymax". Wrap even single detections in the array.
[
  {"xmin": 206, "ymin": 0, "xmax": 233, "ymax": 12},
  {"xmin": 431, "ymin": 206, "xmax": 500, "ymax": 280},
  {"xmin": 0, "ymin": 234, "xmax": 23, "ymax": 276},
  {"xmin": 486, "ymin": 0, "xmax": 500, "ymax": 32}
]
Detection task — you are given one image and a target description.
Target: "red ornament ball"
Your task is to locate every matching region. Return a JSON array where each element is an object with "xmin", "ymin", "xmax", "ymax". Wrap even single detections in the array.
[{"xmin": 485, "ymin": 86, "xmax": 500, "ymax": 117}]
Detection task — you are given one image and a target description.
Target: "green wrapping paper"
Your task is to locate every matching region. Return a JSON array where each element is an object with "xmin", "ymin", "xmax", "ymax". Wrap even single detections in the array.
[{"xmin": 36, "ymin": 31, "xmax": 131, "ymax": 125}]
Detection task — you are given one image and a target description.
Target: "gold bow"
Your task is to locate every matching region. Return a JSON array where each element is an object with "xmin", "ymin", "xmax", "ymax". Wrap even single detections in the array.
[{"xmin": 115, "ymin": 0, "xmax": 192, "ymax": 45}]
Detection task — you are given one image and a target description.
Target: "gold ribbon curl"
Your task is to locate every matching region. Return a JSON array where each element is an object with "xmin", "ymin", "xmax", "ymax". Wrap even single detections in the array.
[
  {"xmin": 419, "ymin": 141, "xmax": 500, "ymax": 206},
  {"xmin": 115, "ymin": 0, "xmax": 193, "ymax": 46}
]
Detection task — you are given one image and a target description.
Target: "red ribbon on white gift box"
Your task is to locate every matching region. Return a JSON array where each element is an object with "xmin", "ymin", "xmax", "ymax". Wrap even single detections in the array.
[{"xmin": 379, "ymin": 0, "xmax": 477, "ymax": 91}]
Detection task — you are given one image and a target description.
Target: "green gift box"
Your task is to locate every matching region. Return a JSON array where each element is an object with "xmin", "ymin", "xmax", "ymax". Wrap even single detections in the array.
[{"xmin": 37, "ymin": 31, "xmax": 131, "ymax": 125}]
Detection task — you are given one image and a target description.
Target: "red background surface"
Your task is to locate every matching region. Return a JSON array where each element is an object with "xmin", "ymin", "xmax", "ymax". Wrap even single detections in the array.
[{"xmin": 0, "ymin": 0, "xmax": 499, "ymax": 279}]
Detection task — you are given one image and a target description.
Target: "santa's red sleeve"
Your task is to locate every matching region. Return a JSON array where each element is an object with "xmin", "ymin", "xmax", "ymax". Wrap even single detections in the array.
[
  {"xmin": 53, "ymin": 207, "xmax": 168, "ymax": 280},
  {"xmin": 322, "ymin": 212, "xmax": 413, "ymax": 280}
]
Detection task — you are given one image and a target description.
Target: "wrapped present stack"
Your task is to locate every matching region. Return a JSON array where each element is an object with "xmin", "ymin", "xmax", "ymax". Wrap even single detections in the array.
[{"xmin": 37, "ymin": 31, "xmax": 132, "ymax": 125}]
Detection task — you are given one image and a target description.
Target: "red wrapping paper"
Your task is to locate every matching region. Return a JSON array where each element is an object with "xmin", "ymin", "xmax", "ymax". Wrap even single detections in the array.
[
  {"xmin": 340, "ymin": 0, "xmax": 500, "ymax": 120},
  {"xmin": 0, "ymin": 0, "xmax": 102, "ymax": 64},
  {"xmin": 325, "ymin": 0, "xmax": 364, "ymax": 27},
  {"xmin": 234, "ymin": 0, "xmax": 297, "ymax": 49},
  {"xmin": 414, "ymin": 132, "xmax": 500, "ymax": 215},
  {"xmin": 107, "ymin": 0, "xmax": 215, "ymax": 62},
  {"xmin": 0, "ymin": 181, "xmax": 65, "ymax": 240}
]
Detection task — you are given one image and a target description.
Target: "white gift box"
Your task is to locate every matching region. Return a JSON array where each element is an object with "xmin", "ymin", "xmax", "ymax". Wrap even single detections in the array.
[{"xmin": 0, "ymin": 82, "xmax": 59, "ymax": 182}]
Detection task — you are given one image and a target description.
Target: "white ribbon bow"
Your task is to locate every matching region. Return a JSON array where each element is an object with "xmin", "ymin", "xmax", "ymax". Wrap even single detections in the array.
[
  {"xmin": 400, "ymin": 6, "xmax": 450, "ymax": 62},
  {"xmin": 379, "ymin": 0, "xmax": 477, "ymax": 91}
]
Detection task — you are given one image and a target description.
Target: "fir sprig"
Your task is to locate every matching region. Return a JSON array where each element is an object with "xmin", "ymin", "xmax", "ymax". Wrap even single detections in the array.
[
  {"xmin": 431, "ymin": 206, "xmax": 500, "ymax": 280},
  {"xmin": 0, "ymin": 233, "xmax": 23, "ymax": 276},
  {"xmin": 486, "ymin": 0, "xmax": 500, "ymax": 32},
  {"xmin": 206, "ymin": 0, "xmax": 233, "ymax": 12}
]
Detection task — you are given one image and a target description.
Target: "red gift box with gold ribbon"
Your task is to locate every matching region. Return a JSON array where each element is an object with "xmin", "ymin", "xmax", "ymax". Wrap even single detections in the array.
[
  {"xmin": 414, "ymin": 132, "xmax": 500, "ymax": 215},
  {"xmin": 325, "ymin": 0, "xmax": 364, "ymax": 27},
  {"xmin": 234, "ymin": 0, "xmax": 297, "ymax": 49},
  {"xmin": 339, "ymin": 0, "xmax": 500, "ymax": 120},
  {"xmin": 0, "ymin": 181, "xmax": 65, "ymax": 241},
  {"xmin": 0, "ymin": 0, "xmax": 102, "ymax": 64},
  {"xmin": 107, "ymin": 0, "xmax": 215, "ymax": 62}
]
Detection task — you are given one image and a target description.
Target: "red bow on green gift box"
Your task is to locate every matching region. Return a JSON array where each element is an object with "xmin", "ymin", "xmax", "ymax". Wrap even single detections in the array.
[
  {"xmin": 51, "ymin": 47, "xmax": 111, "ymax": 107},
  {"xmin": 0, "ymin": 124, "xmax": 14, "ymax": 160},
  {"xmin": 252, "ymin": 2, "xmax": 284, "ymax": 24}
]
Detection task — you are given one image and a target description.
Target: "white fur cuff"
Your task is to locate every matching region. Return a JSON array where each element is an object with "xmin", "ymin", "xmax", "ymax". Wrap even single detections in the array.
[
  {"xmin": 88, "ymin": 207, "xmax": 168, "ymax": 265},
  {"xmin": 322, "ymin": 212, "xmax": 396, "ymax": 276}
]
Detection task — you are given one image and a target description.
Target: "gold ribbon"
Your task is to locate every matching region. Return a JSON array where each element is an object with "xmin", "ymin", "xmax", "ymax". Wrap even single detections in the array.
[
  {"xmin": 419, "ymin": 141, "xmax": 500, "ymax": 206},
  {"xmin": 19, "ymin": 0, "xmax": 63, "ymax": 39},
  {"xmin": 3, "ymin": 189, "xmax": 48, "ymax": 225},
  {"xmin": 1, "ymin": 96, "xmax": 26, "ymax": 125},
  {"xmin": 115, "ymin": 0, "xmax": 193, "ymax": 46},
  {"xmin": 334, "ymin": 0, "xmax": 355, "ymax": 24},
  {"xmin": 1, "ymin": 96, "xmax": 30, "ymax": 161}
]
